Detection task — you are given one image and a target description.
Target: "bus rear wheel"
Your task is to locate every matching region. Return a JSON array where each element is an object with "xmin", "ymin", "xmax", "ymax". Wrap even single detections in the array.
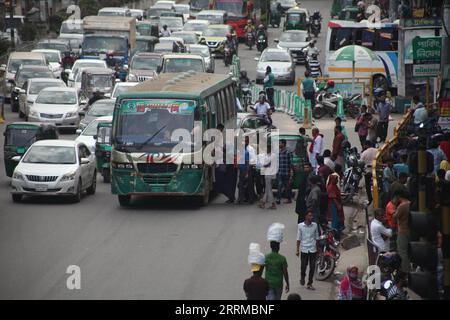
[{"xmin": 118, "ymin": 195, "xmax": 131, "ymax": 207}]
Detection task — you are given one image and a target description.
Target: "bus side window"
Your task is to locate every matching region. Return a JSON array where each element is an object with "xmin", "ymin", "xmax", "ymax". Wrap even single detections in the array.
[
  {"xmin": 377, "ymin": 28, "xmax": 398, "ymax": 51},
  {"xmin": 361, "ymin": 29, "xmax": 375, "ymax": 50}
]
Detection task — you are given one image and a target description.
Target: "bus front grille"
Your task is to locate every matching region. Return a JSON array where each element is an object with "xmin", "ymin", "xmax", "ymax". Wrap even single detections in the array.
[
  {"xmin": 142, "ymin": 175, "xmax": 173, "ymax": 185},
  {"xmin": 137, "ymin": 163, "xmax": 178, "ymax": 174}
]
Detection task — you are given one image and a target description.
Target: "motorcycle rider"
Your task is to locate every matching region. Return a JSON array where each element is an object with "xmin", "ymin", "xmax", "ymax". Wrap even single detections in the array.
[
  {"xmin": 256, "ymin": 24, "xmax": 268, "ymax": 47},
  {"xmin": 244, "ymin": 19, "xmax": 256, "ymax": 35},
  {"xmin": 61, "ymin": 51, "xmax": 75, "ymax": 83},
  {"xmin": 305, "ymin": 41, "xmax": 319, "ymax": 69},
  {"xmin": 311, "ymin": 10, "xmax": 322, "ymax": 33},
  {"xmin": 160, "ymin": 25, "xmax": 171, "ymax": 37},
  {"xmin": 105, "ymin": 51, "xmax": 116, "ymax": 68}
]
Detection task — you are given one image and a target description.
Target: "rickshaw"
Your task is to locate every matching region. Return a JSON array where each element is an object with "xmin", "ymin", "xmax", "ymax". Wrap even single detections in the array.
[
  {"xmin": 136, "ymin": 35, "xmax": 159, "ymax": 53},
  {"xmin": 269, "ymin": 2, "xmax": 281, "ymax": 28},
  {"xmin": 136, "ymin": 21, "xmax": 160, "ymax": 37},
  {"xmin": 3, "ymin": 122, "xmax": 58, "ymax": 177},
  {"xmin": 80, "ymin": 67, "xmax": 116, "ymax": 99},
  {"xmin": 94, "ymin": 121, "xmax": 113, "ymax": 183},
  {"xmin": 284, "ymin": 7, "xmax": 308, "ymax": 31}
]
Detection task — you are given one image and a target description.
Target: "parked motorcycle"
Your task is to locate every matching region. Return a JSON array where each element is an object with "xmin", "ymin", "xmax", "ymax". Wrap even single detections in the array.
[
  {"xmin": 310, "ymin": 17, "xmax": 321, "ymax": 37},
  {"xmin": 256, "ymin": 34, "xmax": 267, "ymax": 53},
  {"xmin": 245, "ymin": 31, "xmax": 255, "ymax": 50},
  {"xmin": 367, "ymin": 252, "xmax": 402, "ymax": 300},
  {"xmin": 315, "ymin": 225, "xmax": 340, "ymax": 281},
  {"xmin": 313, "ymin": 92, "xmax": 362, "ymax": 119},
  {"xmin": 341, "ymin": 146, "xmax": 365, "ymax": 205}
]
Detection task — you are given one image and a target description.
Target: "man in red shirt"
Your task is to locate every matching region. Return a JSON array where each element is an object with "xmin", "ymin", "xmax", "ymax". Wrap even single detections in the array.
[
  {"xmin": 243, "ymin": 263, "xmax": 269, "ymax": 300},
  {"xmin": 440, "ymin": 132, "xmax": 450, "ymax": 160},
  {"xmin": 332, "ymin": 125, "xmax": 345, "ymax": 167}
]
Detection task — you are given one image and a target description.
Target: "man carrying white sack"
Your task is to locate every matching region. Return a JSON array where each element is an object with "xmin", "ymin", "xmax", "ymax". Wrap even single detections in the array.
[{"xmin": 244, "ymin": 243, "xmax": 269, "ymax": 300}]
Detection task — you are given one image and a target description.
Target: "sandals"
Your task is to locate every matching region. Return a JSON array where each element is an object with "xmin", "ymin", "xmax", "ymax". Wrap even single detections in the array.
[
  {"xmin": 268, "ymin": 203, "xmax": 277, "ymax": 210},
  {"xmin": 259, "ymin": 202, "xmax": 265, "ymax": 209}
]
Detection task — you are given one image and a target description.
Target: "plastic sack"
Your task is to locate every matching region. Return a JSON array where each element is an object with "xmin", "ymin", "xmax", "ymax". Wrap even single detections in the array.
[
  {"xmin": 267, "ymin": 222, "xmax": 285, "ymax": 243},
  {"xmin": 248, "ymin": 242, "xmax": 265, "ymax": 265}
]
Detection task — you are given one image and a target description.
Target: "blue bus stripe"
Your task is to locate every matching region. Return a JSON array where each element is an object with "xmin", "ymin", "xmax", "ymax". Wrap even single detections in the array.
[
  {"xmin": 386, "ymin": 52, "xmax": 398, "ymax": 74},
  {"xmin": 377, "ymin": 55, "xmax": 392, "ymax": 87}
]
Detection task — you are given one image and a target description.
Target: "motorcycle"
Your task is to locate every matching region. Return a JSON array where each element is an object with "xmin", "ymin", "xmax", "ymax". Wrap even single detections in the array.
[
  {"xmin": 245, "ymin": 31, "xmax": 255, "ymax": 50},
  {"xmin": 313, "ymin": 92, "xmax": 362, "ymax": 119},
  {"xmin": 341, "ymin": 146, "xmax": 365, "ymax": 205},
  {"xmin": 367, "ymin": 252, "xmax": 402, "ymax": 300},
  {"xmin": 310, "ymin": 18, "xmax": 321, "ymax": 37},
  {"xmin": 315, "ymin": 225, "xmax": 340, "ymax": 281},
  {"xmin": 256, "ymin": 34, "xmax": 267, "ymax": 53},
  {"xmin": 224, "ymin": 46, "xmax": 233, "ymax": 66},
  {"xmin": 240, "ymin": 82, "xmax": 252, "ymax": 112}
]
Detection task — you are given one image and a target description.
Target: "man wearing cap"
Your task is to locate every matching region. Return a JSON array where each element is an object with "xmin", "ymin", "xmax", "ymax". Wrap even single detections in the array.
[{"xmin": 243, "ymin": 260, "xmax": 269, "ymax": 300}]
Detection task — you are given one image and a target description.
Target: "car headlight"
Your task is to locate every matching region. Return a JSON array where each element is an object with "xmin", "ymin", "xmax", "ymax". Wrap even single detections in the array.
[
  {"xmin": 60, "ymin": 172, "xmax": 76, "ymax": 181},
  {"xmin": 66, "ymin": 111, "xmax": 77, "ymax": 118},
  {"xmin": 13, "ymin": 171, "xmax": 25, "ymax": 180},
  {"xmin": 29, "ymin": 109, "xmax": 39, "ymax": 117},
  {"xmin": 286, "ymin": 67, "xmax": 293, "ymax": 72}
]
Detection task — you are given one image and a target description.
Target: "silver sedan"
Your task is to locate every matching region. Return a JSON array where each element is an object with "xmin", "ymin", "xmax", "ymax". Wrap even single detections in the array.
[{"xmin": 256, "ymin": 48, "xmax": 296, "ymax": 85}]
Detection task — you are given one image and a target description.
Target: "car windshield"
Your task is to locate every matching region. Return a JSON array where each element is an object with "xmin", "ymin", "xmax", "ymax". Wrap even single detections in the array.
[
  {"xmin": 90, "ymin": 75, "xmax": 112, "ymax": 88},
  {"xmin": 40, "ymin": 51, "xmax": 60, "ymax": 63},
  {"xmin": 18, "ymin": 70, "xmax": 53, "ymax": 84},
  {"xmin": 136, "ymin": 40, "xmax": 151, "ymax": 52},
  {"xmin": 98, "ymin": 11, "xmax": 126, "ymax": 16},
  {"xmin": 175, "ymin": 5, "xmax": 190, "ymax": 14},
  {"xmin": 164, "ymin": 58, "xmax": 203, "ymax": 72},
  {"xmin": 261, "ymin": 51, "xmax": 291, "ymax": 62},
  {"xmin": 113, "ymin": 85, "xmax": 137, "ymax": 98},
  {"xmin": 203, "ymin": 28, "xmax": 227, "ymax": 37},
  {"xmin": 87, "ymin": 101, "xmax": 114, "ymax": 117},
  {"xmin": 82, "ymin": 37, "xmax": 127, "ymax": 54},
  {"xmin": 189, "ymin": 46, "xmax": 209, "ymax": 57},
  {"xmin": 83, "ymin": 120, "xmax": 102, "ymax": 136},
  {"xmin": 8, "ymin": 59, "xmax": 44, "ymax": 73},
  {"xmin": 22, "ymin": 146, "xmax": 76, "ymax": 164},
  {"xmin": 287, "ymin": 13, "xmax": 305, "ymax": 22},
  {"xmin": 74, "ymin": 62, "xmax": 105, "ymax": 71},
  {"xmin": 115, "ymin": 100, "xmax": 196, "ymax": 152},
  {"xmin": 36, "ymin": 43, "xmax": 68, "ymax": 52},
  {"xmin": 29, "ymin": 81, "xmax": 64, "ymax": 94},
  {"xmin": 60, "ymin": 22, "xmax": 83, "ymax": 34},
  {"xmin": 198, "ymin": 15, "xmax": 223, "ymax": 24},
  {"xmin": 184, "ymin": 22, "xmax": 207, "ymax": 32},
  {"xmin": 6, "ymin": 128, "xmax": 39, "ymax": 147},
  {"xmin": 36, "ymin": 91, "xmax": 77, "ymax": 104},
  {"xmin": 159, "ymin": 18, "xmax": 183, "ymax": 28},
  {"xmin": 148, "ymin": 8, "xmax": 171, "ymax": 17},
  {"xmin": 131, "ymin": 56, "xmax": 160, "ymax": 70},
  {"xmin": 174, "ymin": 33, "xmax": 196, "ymax": 44},
  {"xmin": 280, "ymin": 32, "xmax": 308, "ymax": 42},
  {"xmin": 280, "ymin": 0, "xmax": 296, "ymax": 5}
]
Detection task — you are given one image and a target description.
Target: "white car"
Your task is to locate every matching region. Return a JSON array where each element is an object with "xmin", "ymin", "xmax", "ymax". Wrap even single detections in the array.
[
  {"xmin": 75, "ymin": 116, "xmax": 113, "ymax": 152},
  {"xmin": 66, "ymin": 59, "xmax": 107, "ymax": 88},
  {"xmin": 32, "ymin": 49, "xmax": 62, "ymax": 79},
  {"xmin": 28, "ymin": 87, "xmax": 85, "ymax": 132},
  {"xmin": 10, "ymin": 140, "xmax": 97, "ymax": 203},
  {"xmin": 174, "ymin": 4, "xmax": 191, "ymax": 22},
  {"xmin": 112, "ymin": 82, "xmax": 139, "ymax": 98},
  {"xmin": 129, "ymin": 9, "xmax": 145, "ymax": 20},
  {"xmin": 18, "ymin": 78, "xmax": 66, "ymax": 120},
  {"xmin": 182, "ymin": 19, "xmax": 210, "ymax": 36},
  {"xmin": 158, "ymin": 37, "xmax": 185, "ymax": 47}
]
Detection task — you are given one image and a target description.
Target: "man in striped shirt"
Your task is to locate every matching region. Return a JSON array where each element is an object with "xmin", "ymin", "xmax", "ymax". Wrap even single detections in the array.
[{"xmin": 308, "ymin": 53, "xmax": 322, "ymax": 79}]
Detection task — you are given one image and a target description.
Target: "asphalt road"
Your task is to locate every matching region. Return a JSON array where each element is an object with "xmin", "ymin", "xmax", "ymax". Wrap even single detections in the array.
[{"xmin": 0, "ymin": 0, "xmax": 400, "ymax": 300}]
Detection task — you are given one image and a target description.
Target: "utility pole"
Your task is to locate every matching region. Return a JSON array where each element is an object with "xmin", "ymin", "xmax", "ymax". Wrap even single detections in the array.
[{"xmin": 9, "ymin": 0, "xmax": 15, "ymax": 49}]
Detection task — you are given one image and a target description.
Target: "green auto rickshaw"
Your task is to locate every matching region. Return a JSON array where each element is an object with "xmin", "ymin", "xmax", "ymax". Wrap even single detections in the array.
[
  {"xmin": 94, "ymin": 121, "xmax": 113, "ymax": 183},
  {"xmin": 136, "ymin": 20, "xmax": 160, "ymax": 38},
  {"xmin": 284, "ymin": 7, "xmax": 309, "ymax": 31},
  {"xmin": 3, "ymin": 122, "xmax": 59, "ymax": 177}
]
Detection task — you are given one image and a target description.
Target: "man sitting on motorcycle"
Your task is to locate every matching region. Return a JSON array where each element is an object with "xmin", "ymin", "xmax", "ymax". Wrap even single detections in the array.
[
  {"xmin": 224, "ymin": 33, "xmax": 237, "ymax": 56},
  {"xmin": 256, "ymin": 24, "xmax": 267, "ymax": 42},
  {"xmin": 239, "ymin": 70, "xmax": 250, "ymax": 85},
  {"xmin": 244, "ymin": 19, "xmax": 255, "ymax": 34},
  {"xmin": 311, "ymin": 10, "xmax": 322, "ymax": 33}
]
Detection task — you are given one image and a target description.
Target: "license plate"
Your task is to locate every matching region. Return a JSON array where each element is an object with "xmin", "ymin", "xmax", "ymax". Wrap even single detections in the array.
[{"xmin": 35, "ymin": 185, "xmax": 48, "ymax": 192}]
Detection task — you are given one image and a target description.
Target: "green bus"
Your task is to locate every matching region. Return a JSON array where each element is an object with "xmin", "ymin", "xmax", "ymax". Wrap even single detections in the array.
[{"xmin": 111, "ymin": 72, "xmax": 238, "ymax": 207}]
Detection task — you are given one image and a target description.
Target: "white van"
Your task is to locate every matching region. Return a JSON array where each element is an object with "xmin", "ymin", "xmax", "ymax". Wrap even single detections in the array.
[
  {"xmin": 98, "ymin": 7, "xmax": 131, "ymax": 17},
  {"xmin": 1, "ymin": 52, "xmax": 47, "ymax": 101}
]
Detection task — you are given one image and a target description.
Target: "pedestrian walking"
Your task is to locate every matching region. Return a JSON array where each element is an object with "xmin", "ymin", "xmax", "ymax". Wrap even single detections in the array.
[
  {"xmin": 367, "ymin": 114, "xmax": 378, "ymax": 144},
  {"xmin": 295, "ymin": 162, "xmax": 314, "ymax": 224},
  {"xmin": 326, "ymin": 173, "xmax": 345, "ymax": 239},
  {"xmin": 259, "ymin": 144, "xmax": 277, "ymax": 209},
  {"xmin": 265, "ymin": 241, "xmax": 289, "ymax": 300},
  {"xmin": 317, "ymin": 155, "xmax": 333, "ymax": 185},
  {"xmin": 296, "ymin": 211, "xmax": 320, "ymax": 290},
  {"xmin": 392, "ymin": 189, "xmax": 411, "ymax": 273},
  {"xmin": 332, "ymin": 125, "xmax": 345, "ymax": 168},
  {"xmin": 276, "ymin": 139, "xmax": 294, "ymax": 205},
  {"xmin": 264, "ymin": 66, "xmax": 275, "ymax": 110},
  {"xmin": 334, "ymin": 117, "xmax": 348, "ymax": 140},
  {"xmin": 295, "ymin": 127, "xmax": 311, "ymax": 167},
  {"xmin": 243, "ymin": 263, "xmax": 269, "ymax": 300},
  {"xmin": 306, "ymin": 175, "xmax": 322, "ymax": 224},
  {"xmin": 238, "ymin": 136, "xmax": 257, "ymax": 204},
  {"xmin": 338, "ymin": 266, "xmax": 366, "ymax": 300},
  {"xmin": 308, "ymin": 127, "xmax": 323, "ymax": 172},
  {"xmin": 361, "ymin": 140, "xmax": 378, "ymax": 204},
  {"xmin": 356, "ymin": 107, "xmax": 370, "ymax": 149},
  {"xmin": 382, "ymin": 158, "xmax": 396, "ymax": 194},
  {"xmin": 323, "ymin": 149, "xmax": 335, "ymax": 171},
  {"xmin": 300, "ymin": 70, "xmax": 317, "ymax": 108},
  {"xmin": 376, "ymin": 92, "xmax": 391, "ymax": 143}
]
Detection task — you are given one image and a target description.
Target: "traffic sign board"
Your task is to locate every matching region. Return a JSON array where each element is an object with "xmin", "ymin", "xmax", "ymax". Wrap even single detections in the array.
[{"xmin": 412, "ymin": 36, "xmax": 442, "ymax": 63}]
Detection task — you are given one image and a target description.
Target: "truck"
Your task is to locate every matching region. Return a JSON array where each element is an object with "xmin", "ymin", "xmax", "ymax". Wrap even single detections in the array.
[{"xmin": 81, "ymin": 16, "xmax": 137, "ymax": 67}]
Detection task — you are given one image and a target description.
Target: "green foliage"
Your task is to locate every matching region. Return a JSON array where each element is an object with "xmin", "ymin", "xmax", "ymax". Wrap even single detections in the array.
[{"xmin": 79, "ymin": 0, "xmax": 101, "ymax": 17}]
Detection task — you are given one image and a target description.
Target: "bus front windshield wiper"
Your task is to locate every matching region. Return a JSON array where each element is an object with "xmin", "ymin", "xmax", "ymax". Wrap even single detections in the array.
[{"xmin": 135, "ymin": 124, "xmax": 168, "ymax": 150}]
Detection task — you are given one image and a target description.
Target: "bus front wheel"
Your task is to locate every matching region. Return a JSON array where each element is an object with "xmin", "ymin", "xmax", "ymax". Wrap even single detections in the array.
[{"xmin": 118, "ymin": 195, "xmax": 131, "ymax": 207}]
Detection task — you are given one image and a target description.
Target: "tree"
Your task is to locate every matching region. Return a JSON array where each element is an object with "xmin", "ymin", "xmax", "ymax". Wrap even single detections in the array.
[{"xmin": 79, "ymin": 0, "xmax": 101, "ymax": 18}]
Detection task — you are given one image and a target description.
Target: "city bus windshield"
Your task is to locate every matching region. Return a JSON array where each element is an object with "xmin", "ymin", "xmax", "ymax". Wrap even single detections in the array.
[
  {"xmin": 115, "ymin": 99, "xmax": 196, "ymax": 152},
  {"xmin": 214, "ymin": 0, "xmax": 245, "ymax": 16},
  {"xmin": 82, "ymin": 37, "xmax": 127, "ymax": 54}
]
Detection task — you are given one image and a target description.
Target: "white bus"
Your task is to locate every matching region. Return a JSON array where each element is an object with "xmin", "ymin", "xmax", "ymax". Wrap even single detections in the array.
[{"xmin": 324, "ymin": 20, "xmax": 399, "ymax": 93}]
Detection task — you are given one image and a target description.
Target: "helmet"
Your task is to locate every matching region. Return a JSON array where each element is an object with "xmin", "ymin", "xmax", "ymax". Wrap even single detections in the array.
[
  {"xmin": 258, "ymin": 24, "xmax": 264, "ymax": 30},
  {"xmin": 314, "ymin": 10, "xmax": 320, "ymax": 14},
  {"xmin": 326, "ymin": 80, "xmax": 335, "ymax": 88},
  {"xmin": 247, "ymin": 19, "xmax": 252, "ymax": 24}
]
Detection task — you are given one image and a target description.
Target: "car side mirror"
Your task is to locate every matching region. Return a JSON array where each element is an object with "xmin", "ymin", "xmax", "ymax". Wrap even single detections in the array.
[
  {"xmin": 80, "ymin": 99, "xmax": 87, "ymax": 106},
  {"xmin": 274, "ymin": 39, "xmax": 279, "ymax": 43},
  {"xmin": 254, "ymin": 57, "xmax": 259, "ymax": 61},
  {"xmin": 76, "ymin": 129, "xmax": 82, "ymax": 135},
  {"xmin": 80, "ymin": 158, "xmax": 90, "ymax": 165},
  {"xmin": 0, "ymin": 64, "xmax": 6, "ymax": 72},
  {"xmin": 11, "ymin": 155, "xmax": 21, "ymax": 162}
]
